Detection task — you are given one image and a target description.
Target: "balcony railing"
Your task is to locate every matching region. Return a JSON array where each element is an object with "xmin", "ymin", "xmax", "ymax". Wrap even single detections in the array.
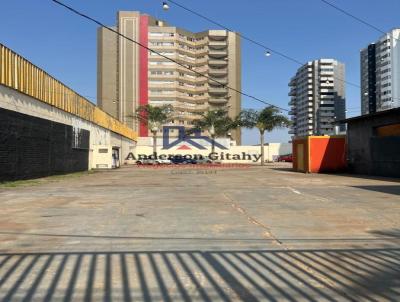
[
  {"xmin": 174, "ymin": 103, "xmax": 208, "ymax": 112},
  {"xmin": 208, "ymin": 41, "xmax": 227, "ymax": 50},
  {"xmin": 208, "ymin": 50, "xmax": 228, "ymax": 58},
  {"xmin": 208, "ymin": 59, "xmax": 228, "ymax": 66},
  {"xmin": 209, "ymin": 77, "xmax": 228, "ymax": 85},
  {"xmin": 208, "ymin": 30, "xmax": 227, "ymax": 40},
  {"xmin": 209, "ymin": 98, "xmax": 228, "ymax": 105},
  {"xmin": 209, "ymin": 86, "xmax": 228, "ymax": 95},
  {"xmin": 209, "ymin": 68, "xmax": 228, "ymax": 76}
]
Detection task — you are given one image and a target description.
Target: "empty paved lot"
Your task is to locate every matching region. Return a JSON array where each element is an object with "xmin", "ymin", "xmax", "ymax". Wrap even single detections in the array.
[{"xmin": 0, "ymin": 164, "xmax": 399, "ymax": 301}]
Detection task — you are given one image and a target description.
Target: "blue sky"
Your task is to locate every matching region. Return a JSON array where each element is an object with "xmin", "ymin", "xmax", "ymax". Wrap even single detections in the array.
[{"xmin": 1, "ymin": 0, "xmax": 399, "ymax": 144}]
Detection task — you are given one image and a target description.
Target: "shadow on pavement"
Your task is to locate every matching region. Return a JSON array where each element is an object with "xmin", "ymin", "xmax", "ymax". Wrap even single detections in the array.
[
  {"xmin": 350, "ymin": 185, "xmax": 400, "ymax": 196},
  {"xmin": 370, "ymin": 229, "xmax": 400, "ymax": 239},
  {"xmin": 0, "ymin": 247, "xmax": 399, "ymax": 301},
  {"xmin": 270, "ymin": 167, "xmax": 296, "ymax": 173},
  {"xmin": 329, "ymin": 173, "xmax": 400, "ymax": 183}
]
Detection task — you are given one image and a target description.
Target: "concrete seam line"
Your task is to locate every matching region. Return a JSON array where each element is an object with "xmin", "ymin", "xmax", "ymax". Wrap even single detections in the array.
[
  {"xmin": 221, "ymin": 193, "xmax": 351, "ymax": 295},
  {"xmin": 221, "ymin": 192, "xmax": 283, "ymax": 246}
]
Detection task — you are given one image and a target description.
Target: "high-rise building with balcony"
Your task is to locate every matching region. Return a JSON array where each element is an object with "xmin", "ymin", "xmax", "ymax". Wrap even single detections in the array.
[
  {"xmin": 361, "ymin": 29, "xmax": 400, "ymax": 115},
  {"xmin": 288, "ymin": 59, "xmax": 346, "ymax": 137},
  {"xmin": 97, "ymin": 11, "xmax": 241, "ymax": 143}
]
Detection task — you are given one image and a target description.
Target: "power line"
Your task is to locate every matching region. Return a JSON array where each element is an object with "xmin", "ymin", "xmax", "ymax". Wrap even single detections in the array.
[
  {"xmin": 319, "ymin": 0, "xmax": 400, "ymax": 105},
  {"xmin": 165, "ymin": 0, "xmax": 361, "ymax": 89},
  {"xmin": 167, "ymin": 0, "xmax": 303, "ymax": 65},
  {"xmin": 166, "ymin": 0, "xmax": 400, "ymax": 111},
  {"xmin": 51, "ymin": 0, "xmax": 289, "ymax": 112},
  {"xmin": 319, "ymin": 0, "xmax": 400, "ymax": 47},
  {"xmin": 318, "ymin": 0, "xmax": 386, "ymax": 35}
]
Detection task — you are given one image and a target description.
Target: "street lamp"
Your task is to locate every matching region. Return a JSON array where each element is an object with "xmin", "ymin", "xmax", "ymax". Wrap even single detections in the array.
[
  {"xmin": 162, "ymin": 1, "xmax": 170, "ymax": 10},
  {"xmin": 265, "ymin": 51, "xmax": 271, "ymax": 57}
]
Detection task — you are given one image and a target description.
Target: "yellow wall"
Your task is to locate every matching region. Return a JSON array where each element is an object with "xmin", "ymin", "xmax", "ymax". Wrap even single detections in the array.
[{"xmin": 0, "ymin": 44, "xmax": 137, "ymax": 141}]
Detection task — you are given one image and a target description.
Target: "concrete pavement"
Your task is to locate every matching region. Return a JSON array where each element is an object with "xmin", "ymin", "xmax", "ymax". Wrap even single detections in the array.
[{"xmin": 0, "ymin": 164, "xmax": 399, "ymax": 301}]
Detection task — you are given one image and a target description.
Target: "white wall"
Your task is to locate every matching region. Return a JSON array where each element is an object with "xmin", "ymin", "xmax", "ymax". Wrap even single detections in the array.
[
  {"xmin": 131, "ymin": 142, "xmax": 292, "ymax": 164},
  {"xmin": 391, "ymin": 29, "xmax": 400, "ymax": 109},
  {"xmin": 0, "ymin": 85, "xmax": 136, "ymax": 169}
]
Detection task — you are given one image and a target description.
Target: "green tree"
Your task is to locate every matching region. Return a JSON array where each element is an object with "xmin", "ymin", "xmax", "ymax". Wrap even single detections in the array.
[
  {"xmin": 136, "ymin": 104, "xmax": 173, "ymax": 156},
  {"xmin": 237, "ymin": 106, "xmax": 291, "ymax": 165},
  {"xmin": 192, "ymin": 109, "xmax": 236, "ymax": 155}
]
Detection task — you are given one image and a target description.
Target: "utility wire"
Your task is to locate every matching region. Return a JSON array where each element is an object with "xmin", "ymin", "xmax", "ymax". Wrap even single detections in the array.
[
  {"xmin": 319, "ymin": 0, "xmax": 400, "ymax": 46},
  {"xmin": 51, "ymin": 0, "xmax": 289, "ymax": 112},
  {"xmin": 319, "ymin": 0, "xmax": 386, "ymax": 35},
  {"xmin": 167, "ymin": 0, "xmax": 400, "ymax": 110},
  {"xmin": 319, "ymin": 0, "xmax": 400, "ymax": 105},
  {"xmin": 165, "ymin": 0, "xmax": 360, "ymax": 89},
  {"xmin": 167, "ymin": 0, "xmax": 303, "ymax": 65}
]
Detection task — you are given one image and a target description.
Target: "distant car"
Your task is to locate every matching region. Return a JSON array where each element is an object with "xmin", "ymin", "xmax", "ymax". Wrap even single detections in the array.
[
  {"xmin": 193, "ymin": 156, "xmax": 213, "ymax": 164},
  {"xmin": 136, "ymin": 158, "xmax": 171, "ymax": 165},
  {"xmin": 136, "ymin": 158, "xmax": 153, "ymax": 165},
  {"xmin": 155, "ymin": 158, "xmax": 172, "ymax": 165},
  {"xmin": 277, "ymin": 154, "xmax": 293, "ymax": 162},
  {"xmin": 170, "ymin": 156, "xmax": 195, "ymax": 164}
]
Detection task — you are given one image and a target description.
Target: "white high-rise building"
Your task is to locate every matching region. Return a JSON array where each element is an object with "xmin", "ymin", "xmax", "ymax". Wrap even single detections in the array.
[
  {"xmin": 288, "ymin": 59, "xmax": 346, "ymax": 137},
  {"xmin": 361, "ymin": 29, "xmax": 400, "ymax": 115}
]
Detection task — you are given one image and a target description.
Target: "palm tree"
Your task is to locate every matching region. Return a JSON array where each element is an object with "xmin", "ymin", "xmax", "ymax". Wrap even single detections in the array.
[
  {"xmin": 237, "ymin": 106, "xmax": 291, "ymax": 165},
  {"xmin": 136, "ymin": 104, "xmax": 173, "ymax": 156},
  {"xmin": 192, "ymin": 109, "xmax": 236, "ymax": 155}
]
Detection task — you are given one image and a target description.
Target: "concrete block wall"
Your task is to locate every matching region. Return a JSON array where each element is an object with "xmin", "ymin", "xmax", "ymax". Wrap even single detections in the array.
[
  {"xmin": 0, "ymin": 107, "xmax": 89, "ymax": 181},
  {"xmin": 0, "ymin": 85, "xmax": 136, "ymax": 172}
]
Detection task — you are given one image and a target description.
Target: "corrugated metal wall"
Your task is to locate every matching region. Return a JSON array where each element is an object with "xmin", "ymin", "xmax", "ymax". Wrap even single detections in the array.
[{"xmin": 0, "ymin": 44, "xmax": 137, "ymax": 141}]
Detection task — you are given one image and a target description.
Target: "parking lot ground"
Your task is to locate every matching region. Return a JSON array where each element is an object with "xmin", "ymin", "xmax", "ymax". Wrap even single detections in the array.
[{"xmin": 0, "ymin": 163, "xmax": 399, "ymax": 301}]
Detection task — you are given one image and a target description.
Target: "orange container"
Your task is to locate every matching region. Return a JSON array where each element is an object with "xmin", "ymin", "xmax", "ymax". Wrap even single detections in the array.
[{"xmin": 293, "ymin": 136, "xmax": 346, "ymax": 173}]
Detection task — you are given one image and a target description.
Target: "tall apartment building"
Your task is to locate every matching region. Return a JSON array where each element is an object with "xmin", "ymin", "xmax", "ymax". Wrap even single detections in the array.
[
  {"xmin": 288, "ymin": 59, "xmax": 346, "ymax": 137},
  {"xmin": 361, "ymin": 29, "xmax": 400, "ymax": 115},
  {"xmin": 97, "ymin": 11, "xmax": 241, "ymax": 143}
]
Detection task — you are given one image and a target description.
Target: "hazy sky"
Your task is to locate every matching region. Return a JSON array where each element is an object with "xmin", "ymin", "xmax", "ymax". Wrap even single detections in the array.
[{"xmin": 1, "ymin": 0, "xmax": 399, "ymax": 144}]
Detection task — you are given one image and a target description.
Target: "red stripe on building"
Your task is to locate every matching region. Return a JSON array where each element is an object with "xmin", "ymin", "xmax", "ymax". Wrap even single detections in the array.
[{"xmin": 139, "ymin": 15, "xmax": 149, "ymax": 137}]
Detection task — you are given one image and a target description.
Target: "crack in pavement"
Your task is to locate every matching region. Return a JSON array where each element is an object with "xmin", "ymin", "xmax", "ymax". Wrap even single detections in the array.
[
  {"xmin": 222, "ymin": 192, "xmax": 283, "ymax": 246},
  {"xmin": 221, "ymin": 192, "xmax": 356, "ymax": 299}
]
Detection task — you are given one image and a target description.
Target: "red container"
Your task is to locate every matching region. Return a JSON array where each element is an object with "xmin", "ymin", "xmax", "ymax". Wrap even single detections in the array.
[{"xmin": 292, "ymin": 136, "xmax": 346, "ymax": 173}]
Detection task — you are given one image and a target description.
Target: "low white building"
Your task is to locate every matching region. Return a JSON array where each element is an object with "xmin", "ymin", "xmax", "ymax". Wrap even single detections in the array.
[{"xmin": 132, "ymin": 133, "xmax": 291, "ymax": 164}]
